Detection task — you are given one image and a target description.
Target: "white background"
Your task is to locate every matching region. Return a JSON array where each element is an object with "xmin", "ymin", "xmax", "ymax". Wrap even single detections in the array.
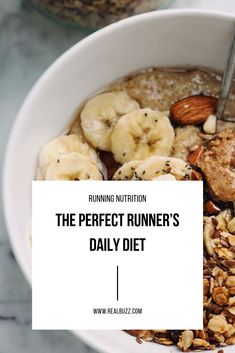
[{"xmin": 32, "ymin": 181, "xmax": 203, "ymax": 330}]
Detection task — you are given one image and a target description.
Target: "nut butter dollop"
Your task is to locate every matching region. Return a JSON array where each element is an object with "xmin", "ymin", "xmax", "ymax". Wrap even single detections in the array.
[{"xmin": 197, "ymin": 129, "xmax": 235, "ymax": 202}]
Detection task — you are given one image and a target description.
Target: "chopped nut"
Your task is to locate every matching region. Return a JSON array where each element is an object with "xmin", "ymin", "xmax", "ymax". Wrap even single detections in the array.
[
  {"xmin": 197, "ymin": 330, "xmax": 207, "ymax": 340},
  {"xmin": 228, "ymin": 218, "xmax": 235, "ymax": 234},
  {"xmin": 226, "ymin": 276, "xmax": 235, "ymax": 287},
  {"xmin": 216, "ymin": 248, "xmax": 234, "ymax": 260},
  {"xmin": 226, "ymin": 336, "xmax": 235, "ymax": 344},
  {"xmin": 221, "ymin": 230, "xmax": 231, "ymax": 238},
  {"xmin": 224, "ymin": 323, "xmax": 235, "ymax": 338},
  {"xmin": 204, "ymin": 217, "xmax": 215, "ymax": 255},
  {"xmin": 220, "ymin": 238, "xmax": 230, "ymax": 248},
  {"xmin": 192, "ymin": 338, "xmax": 210, "ymax": 348},
  {"xmin": 213, "ymin": 229, "xmax": 222, "ymax": 238},
  {"xmin": 208, "ymin": 315, "xmax": 227, "ymax": 333},
  {"xmin": 191, "ymin": 169, "xmax": 203, "ymax": 180},
  {"xmin": 217, "ymin": 210, "xmax": 233, "ymax": 231},
  {"xmin": 223, "ymin": 260, "xmax": 235, "ymax": 268},
  {"xmin": 189, "ymin": 144, "xmax": 199, "ymax": 152},
  {"xmin": 177, "ymin": 330, "xmax": 194, "ymax": 351},
  {"xmin": 173, "ymin": 125, "xmax": 203, "ymax": 159},
  {"xmin": 210, "ymin": 304, "xmax": 223, "ymax": 314},
  {"xmin": 204, "ymin": 201, "xmax": 221, "ymax": 215},
  {"xmin": 210, "ymin": 277, "xmax": 215, "ymax": 294},
  {"xmin": 229, "ymin": 234, "xmax": 235, "ymax": 246},
  {"xmin": 228, "ymin": 306, "xmax": 235, "ymax": 315},
  {"xmin": 212, "ymin": 287, "xmax": 229, "ymax": 306},
  {"xmin": 153, "ymin": 335, "xmax": 173, "ymax": 345},
  {"xmin": 203, "ymin": 278, "xmax": 210, "ymax": 296},
  {"xmin": 203, "ymin": 114, "xmax": 217, "ymax": 134},
  {"xmin": 224, "ymin": 309, "xmax": 235, "ymax": 321},
  {"xmin": 187, "ymin": 145, "xmax": 204, "ymax": 165},
  {"xmin": 213, "ymin": 333, "xmax": 225, "ymax": 343},
  {"xmin": 229, "ymin": 286, "xmax": 235, "ymax": 295}
]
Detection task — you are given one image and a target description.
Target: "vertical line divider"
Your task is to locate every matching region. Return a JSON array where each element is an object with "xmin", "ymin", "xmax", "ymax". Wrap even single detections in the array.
[{"xmin": 117, "ymin": 265, "xmax": 119, "ymax": 301}]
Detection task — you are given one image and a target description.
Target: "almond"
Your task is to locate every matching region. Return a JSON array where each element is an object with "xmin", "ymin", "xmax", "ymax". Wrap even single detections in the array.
[
  {"xmin": 170, "ymin": 95, "xmax": 217, "ymax": 125},
  {"xmin": 191, "ymin": 169, "xmax": 203, "ymax": 180},
  {"xmin": 204, "ymin": 201, "xmax": 221, "ymax": 215}
]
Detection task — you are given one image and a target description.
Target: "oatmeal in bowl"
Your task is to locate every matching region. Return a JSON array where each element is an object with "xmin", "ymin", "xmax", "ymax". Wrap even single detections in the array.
[
  {"xmin": 37, "ymin": 67, "xmax": 235, "ymax": 351},
  {"xmin": 3, "ymin": 9, "xmax": 235, "ymax": 353}
]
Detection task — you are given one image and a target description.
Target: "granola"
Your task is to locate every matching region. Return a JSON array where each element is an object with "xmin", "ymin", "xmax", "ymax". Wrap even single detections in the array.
[{"xmin": 127, "ymin": 211, "xmax": 235, "ymax": 351}]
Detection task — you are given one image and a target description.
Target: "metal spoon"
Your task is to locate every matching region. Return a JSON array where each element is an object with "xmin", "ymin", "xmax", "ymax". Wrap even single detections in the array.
[{"xmin": 216, "ymin": 28, "xmax": 235, "ymax": 122}]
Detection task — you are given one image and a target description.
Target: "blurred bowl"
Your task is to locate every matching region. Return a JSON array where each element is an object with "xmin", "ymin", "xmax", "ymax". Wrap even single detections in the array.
[{"xmin": 29, "ymin": 0, "xmax": 171, "ymax": 29}]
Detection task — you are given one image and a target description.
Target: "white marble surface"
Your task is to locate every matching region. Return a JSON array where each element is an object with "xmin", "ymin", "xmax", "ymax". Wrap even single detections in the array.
[{"xmin": 0, "ymin": 0, "xmax": 235, "ymax": 352}]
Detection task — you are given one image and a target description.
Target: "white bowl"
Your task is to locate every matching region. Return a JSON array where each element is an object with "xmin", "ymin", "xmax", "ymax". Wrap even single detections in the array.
[{"xmin": 3, "ymin": 9, "xmax": 235, "ymax": 353}]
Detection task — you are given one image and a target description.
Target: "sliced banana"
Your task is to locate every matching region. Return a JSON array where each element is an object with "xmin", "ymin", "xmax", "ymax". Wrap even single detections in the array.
[
  {"xmin": 80, "ymin": 91, "xmax": 139, "ymax": 151},
  {"xmin": 38, "ymin": 134, "xmax": 98, "ymax": 179},
  {"xmin": 45, "ymin": 152, "xmax": 102, "ymax": 180},
  {"xmin": 111, "ymin": 108, "xmax": 174, "ymax": 164},
  {"xmin": 151, "ymin": 174, "xmax": 177, "ymax": 181},
  {"xmin": 36, "ymin": 167, "xmax": 43, "ymax": 180},
  {"xmin": 133, "ymin": 156, "xmax": 192, "ymax": 180},
  {"xmin": 112, "ymin": 160, "xmax": 142, "ymax": 180},
  {"xmin": 69, "ymin": 117, "xmax": 86, "ymax": 141}
]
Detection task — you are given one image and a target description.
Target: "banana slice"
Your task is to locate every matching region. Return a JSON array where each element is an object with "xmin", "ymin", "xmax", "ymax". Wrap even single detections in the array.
[
  {"xmin": 36, "ymin": 168, "xmax": 43, "ymax": 180},
  {"xmin": 80, "ymin": 91, "xmax": 139, "ymax": 151},
  {"xmin": 69, "ymin": 117, "xmax": 86, "ymax": 142},
  {"xmin": 38, "ymin": 134, "xmax": 98, "ymax": 179},
  {"xmin": 111, "ymin": 108, "xmax": 174, "ymax": 164},
  {"xmin": 112, "ymin": 160, "xmax": 142, "ymax": 180},
  {"xmin": 152, "ymin": 174, "xmax": 177, "ymax": 181},
  {"xmin": 45, "ymin": 152, "xmax": 102, "ymax": 180},
  {"xmin": 133, "ymin": 156, "xmax": 192, "ymax": 180}
]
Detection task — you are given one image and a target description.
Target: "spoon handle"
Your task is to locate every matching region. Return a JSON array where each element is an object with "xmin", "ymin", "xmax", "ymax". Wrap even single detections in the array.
[{"xmin": 217, "ymin": 28, "xmax": 235, "ymax": 122}]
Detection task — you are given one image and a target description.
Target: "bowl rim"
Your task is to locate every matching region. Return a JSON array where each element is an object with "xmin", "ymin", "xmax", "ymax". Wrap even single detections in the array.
[
  {"xmin": 3, "ymin": 3, "xmax": 235, "ymax": 288},
  {"xmin": 2, "ymin": 9, "xmax": 235, "ymax": 353}
]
